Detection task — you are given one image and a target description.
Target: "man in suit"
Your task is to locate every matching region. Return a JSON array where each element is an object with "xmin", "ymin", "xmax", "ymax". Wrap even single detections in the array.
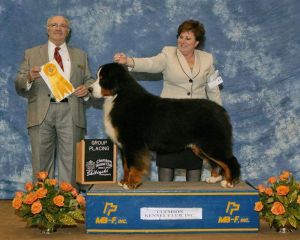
[{"xmin": 15, "ymin": 15, "xmax": 95, "ymax": 188}]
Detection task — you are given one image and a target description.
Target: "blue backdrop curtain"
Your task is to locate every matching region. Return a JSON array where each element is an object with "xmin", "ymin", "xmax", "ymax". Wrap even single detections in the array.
[{"xmin": 0, "ymin": 0, "xmax": 299, "ymax": 198}]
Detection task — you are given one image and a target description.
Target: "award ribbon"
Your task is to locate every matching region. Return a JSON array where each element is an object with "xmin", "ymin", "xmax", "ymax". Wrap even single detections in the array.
[{"xmin": 43, "ymin": 63, "xmax": 74, "ymax": 102}]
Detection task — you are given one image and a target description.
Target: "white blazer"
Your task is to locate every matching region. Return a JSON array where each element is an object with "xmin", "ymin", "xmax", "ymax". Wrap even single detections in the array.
[{"xmin": 132, "ymin": 46, "xmax": 222, "ymax": 105}]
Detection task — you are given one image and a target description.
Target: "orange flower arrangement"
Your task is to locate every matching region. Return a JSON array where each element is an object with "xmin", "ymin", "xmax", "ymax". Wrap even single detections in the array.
[
  {"xmin": 254, "ymin": 170, "xmax": 300, "ymax": 230},
  {"xmin": 12, "ymin": 171, "xmax": 85, "ymax": 232}
]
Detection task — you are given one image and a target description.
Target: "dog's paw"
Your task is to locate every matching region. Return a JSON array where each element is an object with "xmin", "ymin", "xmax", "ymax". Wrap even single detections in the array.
[
  {"xmin": 220, "ymin": 180, "xmax": 234, "ymax": 188},
  {"xmin": 127, "ymin": 182, "xmax": 142, "ymax": 189},
  {"xmin": 206, "ymin": 175, "xmax": 223, "ymax": 183}
]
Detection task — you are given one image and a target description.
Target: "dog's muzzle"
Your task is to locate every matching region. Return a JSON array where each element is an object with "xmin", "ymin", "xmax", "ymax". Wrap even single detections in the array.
[{"xmin": 89, "ymin": 78, "xmax": 102, "ymax": 98}]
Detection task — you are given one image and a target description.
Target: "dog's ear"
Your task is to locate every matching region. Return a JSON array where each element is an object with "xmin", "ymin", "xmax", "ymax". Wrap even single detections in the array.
[{"xmin": 113, "ymin": 64, "xmax": 131, "ymax": 93}]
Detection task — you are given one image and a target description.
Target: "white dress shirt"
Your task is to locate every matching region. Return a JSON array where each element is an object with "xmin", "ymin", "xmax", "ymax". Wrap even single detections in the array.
[{"xmin": 48, "ymin": 41, "xmax": 71, "ymax": 80}]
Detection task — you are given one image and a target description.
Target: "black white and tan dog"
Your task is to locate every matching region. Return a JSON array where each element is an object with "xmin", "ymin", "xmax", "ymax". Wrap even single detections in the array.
[{"xmin": 90, "ymin": 63, "xmax": 240, "ymax": 189}]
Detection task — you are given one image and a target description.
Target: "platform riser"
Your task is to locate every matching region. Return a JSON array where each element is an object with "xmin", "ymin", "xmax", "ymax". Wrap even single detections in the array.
[{"xmin": 86, "ymin": 193, "xmax": 259, "ymax": 233}]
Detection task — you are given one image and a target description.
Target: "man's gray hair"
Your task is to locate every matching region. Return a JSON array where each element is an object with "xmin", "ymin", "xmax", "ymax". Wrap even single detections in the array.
[{"xmin": 46, "ymin": 16, "xmax": 70, "ymax": 28}]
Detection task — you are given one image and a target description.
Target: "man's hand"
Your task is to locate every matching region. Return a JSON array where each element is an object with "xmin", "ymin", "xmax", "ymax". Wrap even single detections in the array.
[
  {"xmin": 28, "ymin": 66, "xmax": 41, "ymax": 82},
  {"xmin": 73, "ymin": 85, "xmax": 88, "ymax": 97}
]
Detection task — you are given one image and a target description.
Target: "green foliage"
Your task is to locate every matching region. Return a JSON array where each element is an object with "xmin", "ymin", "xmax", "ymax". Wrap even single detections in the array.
[{"xmin": 59, "ymin": 214, "xmax": 77, "ymax": 226}]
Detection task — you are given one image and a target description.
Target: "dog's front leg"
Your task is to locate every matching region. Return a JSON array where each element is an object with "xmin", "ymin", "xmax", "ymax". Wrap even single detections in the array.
[
  {"xmin": 122, "ymin": 148, "xmax": 151, "ymax": 189},
  {"xmin": 118, "ymin": 151, "xmax": 130, "ymax": 188},
  {"xmin": 120, "ymin": 167, "xmax": 143, "ymax": 190},
  {"xmin": 118, "ymin": 153, "xmax": 143, "ymax": 190},
  {"xmin": 125, "ymin": 167, "xmax": 144, "ymax": 189}
]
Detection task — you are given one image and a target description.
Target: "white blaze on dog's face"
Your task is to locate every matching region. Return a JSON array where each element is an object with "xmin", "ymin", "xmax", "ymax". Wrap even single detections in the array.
[
  {"xmin": 90, "ymin": 67, "xmax": 116, "ymax": 98},
  {"xmin": 90, "ymin": 65, "xmax": 121, "ymax": 147},
  {"xmin": 90, "ymin": 67, "xmax": 102, "ymax": 98}
]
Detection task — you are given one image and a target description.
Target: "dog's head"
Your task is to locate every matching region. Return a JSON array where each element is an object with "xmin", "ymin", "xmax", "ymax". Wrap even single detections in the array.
[{"xmin": 89, "ymin": 63, "xmax": 128, "ymax": 98}]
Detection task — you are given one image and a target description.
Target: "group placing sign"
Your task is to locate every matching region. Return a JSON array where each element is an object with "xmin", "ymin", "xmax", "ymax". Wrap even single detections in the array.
[{"xmin": 76, "ymin": 139, "xmax": 117, "ymax": 184}]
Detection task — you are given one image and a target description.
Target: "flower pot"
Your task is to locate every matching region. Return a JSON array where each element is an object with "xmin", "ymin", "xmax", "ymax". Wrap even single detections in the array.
[
  {"xmin": 40, "ymin": 226, "xmax": 57, "ymax": 234},
  {"xmin": 276, "ymin": 226, "xmax": 295, "ymax": 233}
]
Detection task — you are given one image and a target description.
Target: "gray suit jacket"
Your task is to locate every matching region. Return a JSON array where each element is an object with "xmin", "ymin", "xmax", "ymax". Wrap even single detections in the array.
[
  {"xmin": 15, "ymin": 43, "xmax": 95, "ymax": 128},
  {"xmin": 132, "ymin": 46, "xmax": 222, "ymax": 105}
]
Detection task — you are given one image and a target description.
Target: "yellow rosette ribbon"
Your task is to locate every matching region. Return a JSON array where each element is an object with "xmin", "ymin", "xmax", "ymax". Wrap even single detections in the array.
[{"xmin": 43, "ymin": 63, "xmax": 74, "ymax": 102}]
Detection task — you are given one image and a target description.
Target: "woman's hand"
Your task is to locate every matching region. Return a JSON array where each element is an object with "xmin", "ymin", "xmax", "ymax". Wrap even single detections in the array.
[
  {"xmin": 113, "ymin": 53, "xmax": 135, "ymax": 67},
  {"xmin": 113, "ymin": 52, "xmax": 128, "ymax": 64}
]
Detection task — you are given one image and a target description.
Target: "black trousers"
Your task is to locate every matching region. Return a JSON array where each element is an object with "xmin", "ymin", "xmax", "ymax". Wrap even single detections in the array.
[{"xmin": 156, "ymin": 149, "xmax": 203, "ymax": 181}]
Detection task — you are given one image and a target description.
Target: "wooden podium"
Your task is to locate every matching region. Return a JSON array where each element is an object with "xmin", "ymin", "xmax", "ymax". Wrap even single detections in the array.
[{"xmin": 76, "ymin": 139, "xmax": 117, "ymax": 184}]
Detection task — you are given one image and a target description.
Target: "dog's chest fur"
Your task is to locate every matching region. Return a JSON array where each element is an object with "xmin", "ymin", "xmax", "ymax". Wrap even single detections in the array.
[{"xmin": 103, "ymin": 96, "xmax": 121, "ymax": 147}]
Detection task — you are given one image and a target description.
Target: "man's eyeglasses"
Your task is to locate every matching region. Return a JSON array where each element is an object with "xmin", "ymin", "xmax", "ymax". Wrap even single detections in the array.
[{"xmin": 48, "ymin": 23, "xmax": 68, "ymax": 29}]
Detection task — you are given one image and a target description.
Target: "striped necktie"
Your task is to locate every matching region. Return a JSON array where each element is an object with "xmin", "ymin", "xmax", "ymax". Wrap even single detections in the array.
[{"xmin": 54, "ymin": 47, "xmax": 64, "ymax": 71}]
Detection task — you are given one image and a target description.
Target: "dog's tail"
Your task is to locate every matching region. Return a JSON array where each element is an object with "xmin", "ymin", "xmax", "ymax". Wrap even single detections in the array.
[
  {"xmin": 188, "ymin": 144, "xmax": 240, "ymax": 184},
  {"xmin": 227, "ymin": 156, "xmax": 241, "ymax": 183}
]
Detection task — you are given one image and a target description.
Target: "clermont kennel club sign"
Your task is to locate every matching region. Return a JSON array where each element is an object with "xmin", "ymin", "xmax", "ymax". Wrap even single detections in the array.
[{"xmin": 76, "ymin": 139, "xmax": 117, "ymax": 184}]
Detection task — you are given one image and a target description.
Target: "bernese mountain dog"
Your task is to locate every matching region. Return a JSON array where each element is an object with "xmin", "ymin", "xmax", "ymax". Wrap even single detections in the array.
[{"xmin": 90, "ymin": 63, "xmax": 240, "ymax": 189}]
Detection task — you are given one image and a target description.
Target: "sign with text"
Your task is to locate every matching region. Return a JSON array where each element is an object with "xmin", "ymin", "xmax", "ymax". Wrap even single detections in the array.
[
  {"xmin": 140, "ymin": 207, "xmax": 202, "ymax": 220},
  {"xmin": 76, "ymin": 139, "xmax": 117, "ymax": 184}
]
